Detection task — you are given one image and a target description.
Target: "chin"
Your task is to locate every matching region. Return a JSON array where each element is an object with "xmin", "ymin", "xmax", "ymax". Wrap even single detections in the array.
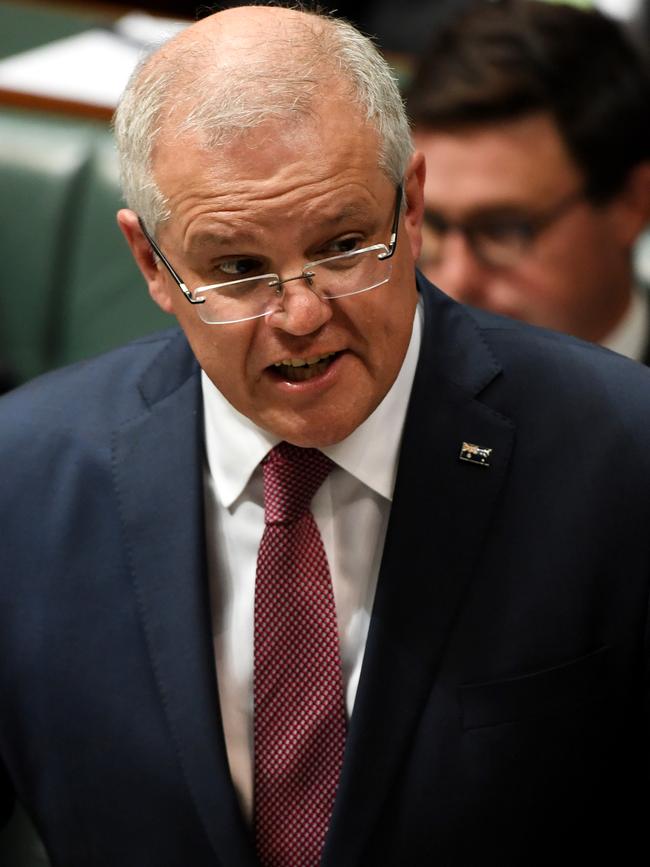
[
  {"xmin": 270, "ymin": 416, "xmax": 362, "ymax": 449},
  {"xmin": 280, "ymin": 429, "xmax": 350, "ymax": 449}
]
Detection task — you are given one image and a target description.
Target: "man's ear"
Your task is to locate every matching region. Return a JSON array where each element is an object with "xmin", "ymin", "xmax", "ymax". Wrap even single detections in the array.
[
  {"xmin": 607, "ymin": 161, "xmax": 650, "ymax": 248},
  {"xmin": 402, "ymin": 150, "xmax": 426, "ymax": 261},
  {"xmin": 117, "ymin": 209, "xmax": 175, "ymax": 314}
]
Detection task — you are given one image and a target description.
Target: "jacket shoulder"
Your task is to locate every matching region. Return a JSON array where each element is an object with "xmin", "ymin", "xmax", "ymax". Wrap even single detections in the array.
[{"xmin": 0, "ymin": 328, "xmax": 197, "ymax": 445}]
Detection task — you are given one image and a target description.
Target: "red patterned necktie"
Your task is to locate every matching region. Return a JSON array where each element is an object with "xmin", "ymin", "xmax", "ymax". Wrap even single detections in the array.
[{"xmin": 254, "ymin": 441, "xmax": 347, "ymax": 867}]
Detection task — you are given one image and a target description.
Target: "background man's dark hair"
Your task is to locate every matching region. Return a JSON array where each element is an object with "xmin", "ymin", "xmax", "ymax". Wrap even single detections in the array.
[{"xmin": 406, "ymin": 0, "xmax": 650, "ymax": 203}]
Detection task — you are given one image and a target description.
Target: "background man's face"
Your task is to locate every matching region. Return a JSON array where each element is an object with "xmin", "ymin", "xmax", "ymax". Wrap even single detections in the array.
[
  {"xmin": 413, "ymin": 112, "xmax": 634, "ymax": 342},
  {"xmin": 131, "ymin": 98, "xmax": 423, "ymax": 447}
]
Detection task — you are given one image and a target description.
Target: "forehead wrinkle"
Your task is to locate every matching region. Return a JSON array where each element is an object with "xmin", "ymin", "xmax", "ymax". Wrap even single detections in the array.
[
  {"xmin": 184, "ymin": 200, "xmax": 377, "ymax": 254},
  {"xmin": 186, "ymin": 227, "xmax": 257, "ymax": 252},
  {"xmin": 156, "ymin": 102, "xmax": 388, "ymax": 253},
  {"xmin": 155, "ymin": 92, "xmax": 383, "ymax": 211},
  {"xmin": 168, "ymin": 165, "xmax": 382, "ymax": 227},
  {"xmin": 244, "ymin": 172, "xmax": 385, "ymax": 223},
  {"xmin": 159, "ymin": 145, "xmax": 377, "ymax": 213}
]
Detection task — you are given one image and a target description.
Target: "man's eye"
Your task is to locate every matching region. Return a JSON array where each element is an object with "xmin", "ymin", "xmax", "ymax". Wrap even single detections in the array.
[
  {"xmin": 321, "ymin": 236, "xmax": 363, "ymax": 257},
  {"xmin": 476, "ymin": 221, "xmax": 533, "ymax": 243},
  {"xmin": 423, "ymin": 210, "xmax": 449, "ymax": 234},
  {"xmin": 217, "ymin": 258, "xmax": 263, "ymax": 279}
]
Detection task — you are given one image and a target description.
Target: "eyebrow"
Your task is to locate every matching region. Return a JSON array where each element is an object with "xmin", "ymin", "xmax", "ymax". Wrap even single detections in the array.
[
  {"xmin": 187, "ymin": 228, "xmax": 257, "ymax": 251},
  {"xmin": 185, "ymin": 202, "xmax": 373, "ymax": 252},
  {"xmin": 426, "ymin": 201, "xmax": 539, "ymax": 223}
]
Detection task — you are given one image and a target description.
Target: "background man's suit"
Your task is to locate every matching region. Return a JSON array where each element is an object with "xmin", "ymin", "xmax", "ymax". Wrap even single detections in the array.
[{"xmin": 1, "ymin": 274, "xmax": 649, "ymax": 865}]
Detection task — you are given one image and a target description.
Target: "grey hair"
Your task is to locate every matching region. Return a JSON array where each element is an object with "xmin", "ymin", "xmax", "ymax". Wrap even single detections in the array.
[{"xmin": 113, "ymin": 9, "xmax": 413, "ymax": 232}]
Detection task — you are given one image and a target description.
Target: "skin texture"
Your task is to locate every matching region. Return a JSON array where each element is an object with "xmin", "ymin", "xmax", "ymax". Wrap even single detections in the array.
[
  {"xmin": 413, "ymin": 113, "xmax": 649, "ymax": 343},
  {"xmin": 119, "ymin": 7, "xmax": 425, "ymax": 448}
]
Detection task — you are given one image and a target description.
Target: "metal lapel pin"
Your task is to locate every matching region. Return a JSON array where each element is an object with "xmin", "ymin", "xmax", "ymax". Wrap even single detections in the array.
[{"xmin": 459, "ymin": 441, "xmax": 493, "ymax": 467}]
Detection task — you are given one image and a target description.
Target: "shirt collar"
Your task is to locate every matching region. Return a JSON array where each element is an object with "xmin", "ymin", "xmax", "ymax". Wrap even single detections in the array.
[
  {"xmin": 601, "ymin": 286, "xmax": 648, "ymax": 362},
  {"xmin": 202, "ymin": 300, "xmax": 423, "ymax": 508}
]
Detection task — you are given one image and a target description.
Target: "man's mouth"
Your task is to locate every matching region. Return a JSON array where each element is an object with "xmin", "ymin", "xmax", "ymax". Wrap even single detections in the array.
[{"xmin": 271, "ymin": 351, "xmax": 339, "ymax": 382}]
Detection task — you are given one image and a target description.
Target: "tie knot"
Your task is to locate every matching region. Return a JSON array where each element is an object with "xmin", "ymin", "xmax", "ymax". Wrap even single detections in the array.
[{"xmin": 262, "ymin": 442, "xmax": 334, "ymax": 525}]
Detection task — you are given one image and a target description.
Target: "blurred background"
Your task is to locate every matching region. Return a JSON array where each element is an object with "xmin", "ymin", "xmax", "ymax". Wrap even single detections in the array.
[
  {"xmin": 0, "ymin": 0, "xmax": 648, "ymax": 863},
  {"xmin": 0, "ymin": 0, "xmax": 648, "ymax": 395}
]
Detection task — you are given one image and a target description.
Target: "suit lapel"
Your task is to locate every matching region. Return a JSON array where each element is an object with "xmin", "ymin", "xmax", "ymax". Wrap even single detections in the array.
[
  {"xmin": 324, "ymin": 283, "xmax": 515, "ymax": 866},
  {"xmin": 112, "ymin": 332, "xmax": 257, "ymax": 866}
]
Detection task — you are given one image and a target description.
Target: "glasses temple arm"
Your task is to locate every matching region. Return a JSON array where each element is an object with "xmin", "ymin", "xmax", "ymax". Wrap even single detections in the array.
[
  {"xmin": 378, "ymin": 183, "xmax": 403, "ymax": 261},
  {"xmin": 137, "ymin": 217, "xmax": 204, "ymax": 305}
]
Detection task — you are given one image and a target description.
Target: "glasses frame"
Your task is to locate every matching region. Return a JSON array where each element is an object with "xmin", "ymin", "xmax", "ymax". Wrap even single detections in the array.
[
  {"xmin": 138, "ymin": 184, "xmax": 403, "ymax": 324},
  {"xmin": 422, "ymin": 188, "xmax": 585, "ymax": 269}
]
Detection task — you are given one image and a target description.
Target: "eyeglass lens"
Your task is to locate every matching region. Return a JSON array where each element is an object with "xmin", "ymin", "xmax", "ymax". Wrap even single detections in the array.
[
  {"xmin": 423, "ymin": 211, "xmax": 533, "ymax": 268},
  {"xmin": 194, "ymin": 246, "xmax": 393, "ymax": 324},
  {"xmin": 422, "ymin": 188, "xmax": 584, "ymax": 270}
]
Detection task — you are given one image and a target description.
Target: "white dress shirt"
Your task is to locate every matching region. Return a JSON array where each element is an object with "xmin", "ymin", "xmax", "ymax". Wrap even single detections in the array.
[
  {"xmin": 201, "ymin": 303, "xmax": 423, "ymax": 819},
  {"xmin": 601, "ymin": 286, "xmax": 649, "ymax": 362}
]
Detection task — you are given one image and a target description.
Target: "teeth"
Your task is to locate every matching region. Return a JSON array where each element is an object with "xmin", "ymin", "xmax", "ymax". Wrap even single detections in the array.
[{"xmin": 274, "ymin": 351, "xmax": 335, "ymax": 368}]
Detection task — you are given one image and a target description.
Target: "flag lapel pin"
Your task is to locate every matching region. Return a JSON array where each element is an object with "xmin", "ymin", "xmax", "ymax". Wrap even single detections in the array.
[{"xmin": 459, "ymin": 441, "xmax": 493, "ymax": 467}]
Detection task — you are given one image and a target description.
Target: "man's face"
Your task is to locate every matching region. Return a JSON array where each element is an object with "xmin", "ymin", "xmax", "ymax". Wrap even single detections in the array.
[
  {"xmin": 122, "ymin": 100, "xmax": 423, "ymax": 447},
  {"xmin": 413, "ymin": 113, "xmax": 635, "ymax": 342}
]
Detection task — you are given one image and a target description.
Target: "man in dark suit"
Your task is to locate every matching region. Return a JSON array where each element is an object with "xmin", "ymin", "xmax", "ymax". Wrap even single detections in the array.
[
  {"xmin": 407, "ymin": 0, "xmax": 650, "ymax": 362},
  {"xmin": 1, "ymin": 5, "xmax": 649, "ymax": 866}
]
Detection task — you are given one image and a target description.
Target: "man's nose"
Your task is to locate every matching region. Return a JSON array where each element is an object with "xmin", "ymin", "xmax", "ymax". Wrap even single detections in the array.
[
  {"xmin": 267, "ymin": 276, "xmax": 333, "ymax": 336},
  {"xmin": 423, "ymin": 230, "xmax": 488, "ymax": 305}
]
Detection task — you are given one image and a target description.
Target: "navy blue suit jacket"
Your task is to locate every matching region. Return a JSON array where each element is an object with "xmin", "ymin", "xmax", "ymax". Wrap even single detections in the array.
[{"xmin": 1, "ymin": 276, "xmax": 649, "ymax": 865}]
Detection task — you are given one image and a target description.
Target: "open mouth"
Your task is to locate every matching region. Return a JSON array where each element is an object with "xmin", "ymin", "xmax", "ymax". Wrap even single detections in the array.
[{"xmin": 270, "ymin": 351, "xmax": 340, "ymax": 382}]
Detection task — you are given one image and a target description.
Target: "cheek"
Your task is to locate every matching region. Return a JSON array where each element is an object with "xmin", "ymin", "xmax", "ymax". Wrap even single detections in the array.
[
  {"xmin": 180, "ymin": 316, "xmax": 257, "ymax": 402},
  {"xmin": 501, "ymin": 264, "xmax": 570, "ymax": 311},
  {"xmin": 531, "ymin": 217, "xmax": 610, "ymax": 283},
  {"xmin": 370, "ymin": 288, "xmax": 418, "ymax": 377},
  {"xmin": 523, "ymin": 237, "xmax": 598, "ymax": 305},
  {"xmin": 500, "ymin": 255, "xmax": 596, "ymax": 334}
]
